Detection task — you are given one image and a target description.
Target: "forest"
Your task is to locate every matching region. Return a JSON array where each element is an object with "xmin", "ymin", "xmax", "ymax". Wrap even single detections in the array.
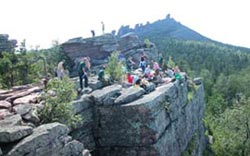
[{"xmin": 157, "ymin": 39, "xmax": 250, "ymax": 156}]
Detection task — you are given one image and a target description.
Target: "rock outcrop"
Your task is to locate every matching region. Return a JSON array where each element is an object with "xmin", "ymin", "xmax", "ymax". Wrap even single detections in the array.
[
  {"xmin": 0, "ymin": 34, "xmax": 17, "ymax": 55},
  {"xmin": 70, "ymin": 77, "xmax": 206, "ymax": 156},
  {"xmin": 0, "ymin": 85, "xmax": 42, "ymax": 124},
  {"xmin": 0, "ymin": 121, "xmax": 90, "ymax": 156},
  {"xmin": 0, "ymin": 84, "xmax": 91, "ymax": 156},
  {"xmin": 61, "ymin": 33, "xmax": 158, "ymax": 76}
]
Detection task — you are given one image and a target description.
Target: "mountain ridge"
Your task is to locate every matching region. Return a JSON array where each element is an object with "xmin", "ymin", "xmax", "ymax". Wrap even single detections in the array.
[{"xmin": 117, "ymin": 14, "xmax": 250, "ymax": 51}]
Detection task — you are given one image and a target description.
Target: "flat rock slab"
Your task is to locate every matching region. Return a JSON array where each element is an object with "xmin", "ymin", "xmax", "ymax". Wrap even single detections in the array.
[
  {"xmin": 13, "ymin": 93, "xmax": 39, "ymax": 105},
  {"xmin": 115, "ymin": 86, "xmax": 145, "ymax": 104},
  {"xmin": 6, "ymin": 87, "xmax": 41, "ymax": 103},
  {"xmin": 0, "ymin": 114, "xmax": 22, "ymax": 126},
  {"xmin": 91, "ymin": 84, "xmax": 122, "ymax": 106},
  {"xmin": 0, "ymin": 126, "xmax": 33, "ymax": 143},
  {"xmin": 13, "ymin": 104, "xmax": 32, "ymax": 116},
  {"xmin": 0, "ymin": 101, "xmax": 12, "ymax": 109}
]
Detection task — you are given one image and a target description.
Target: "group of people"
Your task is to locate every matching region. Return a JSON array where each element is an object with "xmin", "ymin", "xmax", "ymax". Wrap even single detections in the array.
[
  {"xmin": 56, "ymin": 56, "xmax": 91, "ymax": 90},
  {"xmin": 56, "ymin": 51, "xmax": 185, "ymax": 92},
  {"xmin": 124, "ymin": 52, "xmax": 185, "ymax": 88}
]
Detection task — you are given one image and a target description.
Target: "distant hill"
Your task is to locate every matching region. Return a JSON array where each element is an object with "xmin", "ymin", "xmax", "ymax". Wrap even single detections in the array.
[
  {"xmin": 117, "ymin": 14, "xmax": 250, "ymax": 52},
  {"xmin": 117, "ymin": 14, "xmax": 212, "ymax": 42}
]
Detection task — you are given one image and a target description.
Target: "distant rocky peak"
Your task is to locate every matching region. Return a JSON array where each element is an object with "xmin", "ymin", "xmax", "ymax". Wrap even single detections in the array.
[{"xmin": 117, "ymin": 14, "xmax": 212, "ymax": 42}]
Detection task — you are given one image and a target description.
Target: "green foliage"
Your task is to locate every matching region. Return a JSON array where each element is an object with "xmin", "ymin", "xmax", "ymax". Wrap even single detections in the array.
[
  {"xmin": 105, "ymin": 51, "xmax": 124, "ymax": 82},
  {"xmin": 144, "ymin": 38, "xmax": 151, "ymax": 48},
  {"xmin": 39, "ymin": 40, "xmax": 72, "ymax": 74},
  {"xmin": 181, "ymin": 133, "xmax": 198, "ymax": 156},
  {"xmin": 0, "ymin": 51, "xmax": 46, "ymax": 88},
  {"xmin": 38, "ymin": 77, "xmax": 81, "ymax": 127},
  {"xmin": 0, "ymin": 39, "xmax": 71, "ymax": 88},
  {"xmin": 167, "ymin": 56, "xmax": 176, "ymax": 68},
  {"xmin": 152, "ymin": 39, "xmax": 250, "ymax": 156},
  {"xmin": 210, "ymin": 96, "xmax": 250, "ymax": 156}
]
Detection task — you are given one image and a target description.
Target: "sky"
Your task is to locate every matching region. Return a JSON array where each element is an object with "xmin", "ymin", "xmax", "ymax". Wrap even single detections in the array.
[{"xmin": 0, "ymin": 0, "xmax": 250, "ymax": 49}]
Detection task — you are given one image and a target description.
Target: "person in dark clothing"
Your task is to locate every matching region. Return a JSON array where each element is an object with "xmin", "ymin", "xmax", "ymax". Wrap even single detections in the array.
[
  {"xmin": 98, "ymin": 65, "xmax": 106, "ymax": 81},
  {"xmin": 91, "ymin": 30, "xmax": 95, "ymax": 37},
  {"xmin": 139, "ymin": 56, "xmax": 146, "ymax": 73},
  {"xmin": 101, "ymin": 21, "xmax": 105, "ymax": 34},
  {"xmin": 78, "ymin": 58, "xmax": 88, "ymax": 89}
]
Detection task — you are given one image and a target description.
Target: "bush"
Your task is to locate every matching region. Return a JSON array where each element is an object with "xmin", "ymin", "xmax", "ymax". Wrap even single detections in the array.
[
  {"xmin": 144, "ymin": 38, "xmax": 151, "ymax": 48},
  {"xmin": 38, "ymin": 77, "xmax": 81, "ymax": 128},
  {"xmin": 105, "ymin": 51, "xmax": 124, "ymax": 82},
  {"xmin": 167, "ymin": 56, "xmax": 176, "ymax": 68}
]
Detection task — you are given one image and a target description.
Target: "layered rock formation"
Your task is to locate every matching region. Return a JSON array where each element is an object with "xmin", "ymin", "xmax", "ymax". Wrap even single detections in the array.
[
  {"xmin": 61, "ymin": 33, "xmax": 158, "ymax": 76},
  {"xmin": 70, "ymin": 77, "xmax": 206, "ymax": 156},
  {"xmin": 0, "ymin": 75, "xmax": 206, "ymax": 156}
]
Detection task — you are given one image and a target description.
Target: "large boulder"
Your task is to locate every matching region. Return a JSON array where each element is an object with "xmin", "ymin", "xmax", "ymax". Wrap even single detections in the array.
[
  {"xmin": 114, "ymin": 86, "xmax": 145, "ymax": 104},
  {"xmin": 71, "ymin": 95, "xmax": 92, "ymax": 114},
  {"xmin": 90, "ymin": 84, "xmax": 122, "ymax": 106},
  {"xmin": 61, "ymin": 33, "xmax": 158, "ymax": 77},
  {"xmin": 0, "ymin": 114, "xmax": 22, "ymax": 126},
  {"xmin": 52, "ymin": 140, "xmax": 85, "ymax": 156},
  {"xmin": 95, "ymin": 84, "xmax": 173, "ymax": 147},
  {"xmin": 0, "ymin": 126, "xmax": 33, "ymax": 143},
  {"xmin": 13, "ymin": 104, "xmax": 32, "ymax": 116},
  {"xmin": 22, "ymin": 108, "xmax": 40, "ymax": 124},
  {"xmin": 118, "ymin": 32, "xmax": 143, "ymax": 52},
  {"xmin": 62, "ymin": 34, "xmax": 118, "ymax": 76},
  {"xmin": 7, "ymin": 123, "xmax": 71, "ymax": 156}
]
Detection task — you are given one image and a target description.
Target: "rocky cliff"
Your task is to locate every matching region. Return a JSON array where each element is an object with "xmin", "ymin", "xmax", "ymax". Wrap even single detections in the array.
[
  {"xmin": 70, "ymin": 77, "xmax": 206, "ymax": 156},
  {"xmin": 0, "ymin": 75, "xmax": 206, "ymax": 156}
]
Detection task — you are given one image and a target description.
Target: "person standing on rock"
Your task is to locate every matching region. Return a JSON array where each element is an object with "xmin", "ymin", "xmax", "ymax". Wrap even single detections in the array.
[
  {"xmin": 91, "ymin": 30, "xmax": 95, "ymax": 37},
  {"xmin": 78, "ymin": 57, "xmax": 88, "ymax": 90},
  {"xmin": 101, "ymin": 21, "xmax": 105, "ymax": 34},
  {"xmin": 85, "ymin": 56, "xmax": 91, "ymax": 76},
  {"xmin": 139, "ymin": 56, "xmax": 146, "ymax": 73},
  {"xmin": 57, "ymin": 60, "xmax": 65, "ymax": 80}
]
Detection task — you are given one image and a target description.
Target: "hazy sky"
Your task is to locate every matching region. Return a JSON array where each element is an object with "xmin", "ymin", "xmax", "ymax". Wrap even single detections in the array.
[{"xmin": 0, "ymin": 0, "xmax": 249, "ymax": 49}]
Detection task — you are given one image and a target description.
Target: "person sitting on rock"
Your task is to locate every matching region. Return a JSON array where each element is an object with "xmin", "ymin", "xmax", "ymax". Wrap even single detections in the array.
[
  {"xmin": 166, "ymin": 68, "xmax": 174, "ymax": 78},
  {"xmin": 126, "ymin": 72, "xmax": 134, "ymax": 84},
  {"xmin": 134, "ymin": 77, "xmax": 142, "ymax": 88},
  {"xmin": 144, "ymin": 64, "xmax": 155, "ymax": 81},
  {"xmin": 153, "ymin": 61, "xmax": 160, "ymax": 76},
  {"xmin": 98, "ymin": 65, "xmax": 106, "ymax": 81},
  {"xmin": 174, "ymin": 66, "xmax": 185, "ymax": 86}
]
